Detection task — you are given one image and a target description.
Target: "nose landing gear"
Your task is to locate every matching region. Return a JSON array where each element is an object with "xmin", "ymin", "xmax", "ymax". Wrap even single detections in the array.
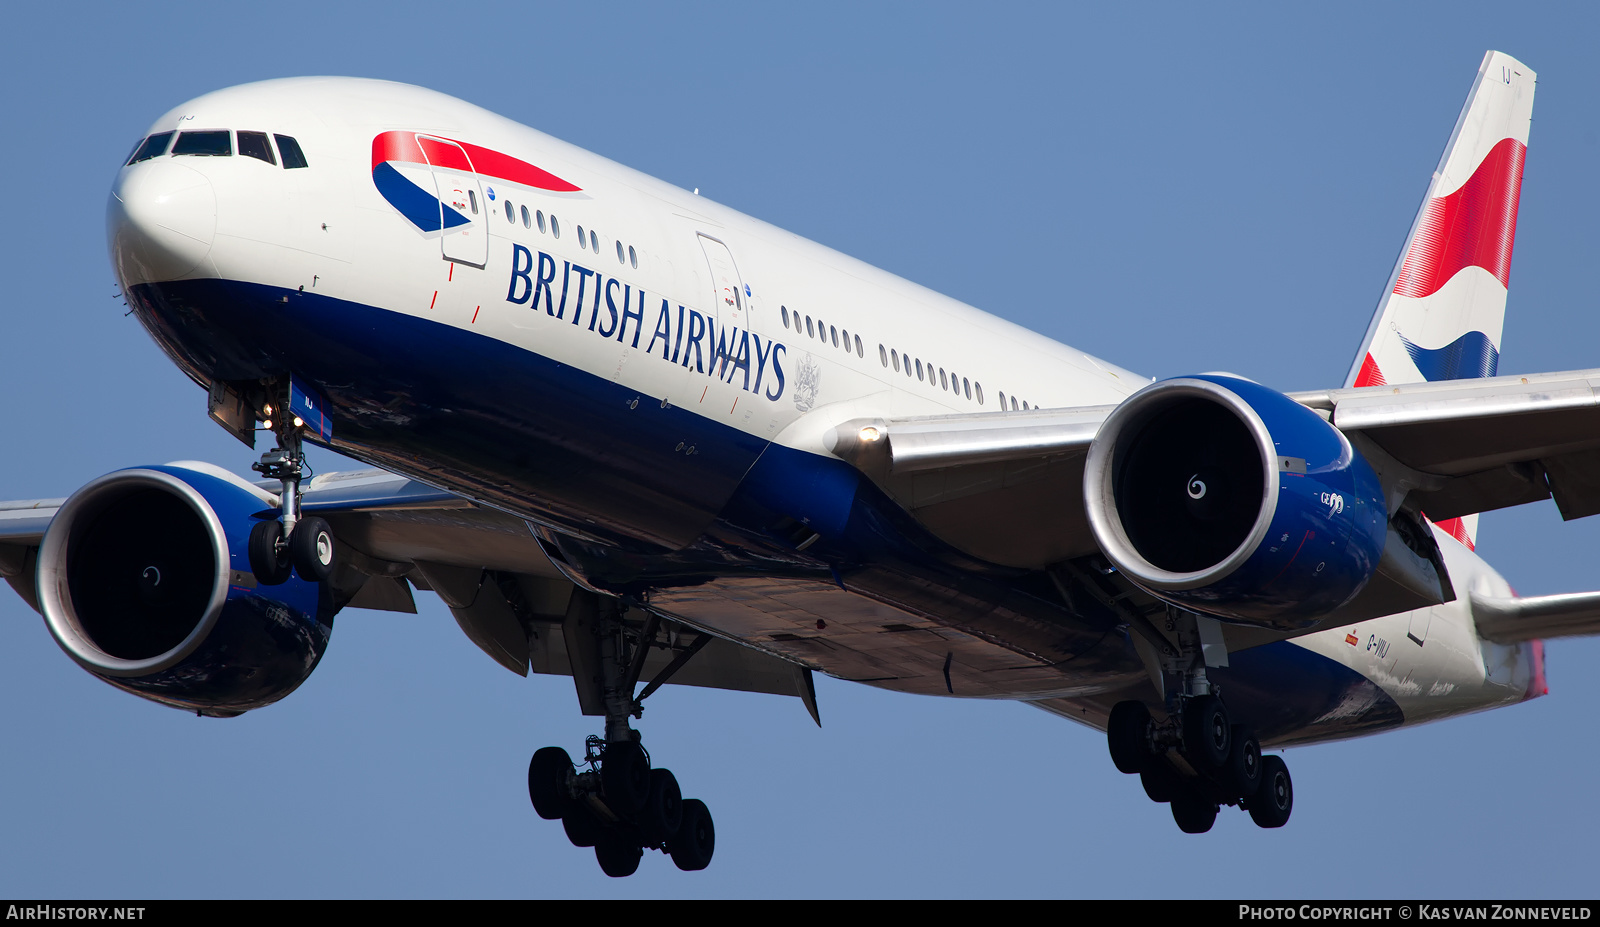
[{"xmin": 246, "ymin": 390, "xmax": 337, "ymax": 586}]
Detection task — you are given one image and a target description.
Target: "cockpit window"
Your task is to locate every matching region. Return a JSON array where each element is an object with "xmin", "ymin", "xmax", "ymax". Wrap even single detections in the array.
[
  {"xmin": 172, "ymin": 131, "xmax": 232, "ymax": 157},
  {"xmin": 126, "ymin": 132, "xmax": 174, "ymax": 165},
  {"xmin": 237, "ymin": 131, "xmax": 276, "ymax": 165},
  {"xmin": 274, "ymin": 134, "xmax": 308, "ymax": 169}
]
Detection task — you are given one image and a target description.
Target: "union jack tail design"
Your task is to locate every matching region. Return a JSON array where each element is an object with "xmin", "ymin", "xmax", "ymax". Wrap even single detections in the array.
[{"xmin": 1345, "ymin": 51, "xmax": 1536, "ymax": 550}]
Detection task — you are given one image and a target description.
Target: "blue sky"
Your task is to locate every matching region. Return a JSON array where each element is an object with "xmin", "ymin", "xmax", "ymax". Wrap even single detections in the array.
[{"xmin": 2, "ymin": 1, "xmax": 1599, "ymax": 898}]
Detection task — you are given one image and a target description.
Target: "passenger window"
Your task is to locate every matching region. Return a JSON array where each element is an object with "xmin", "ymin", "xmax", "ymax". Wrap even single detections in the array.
[
  {"xmin": 963, "ymin": 377, "xmax": 971, "ymax": 400},
  {"xmin": 127, "ymin": 132, "xmax": 174, "ymax": 165},
  {"xmin": 1012, "ymin": 397, "xmax": 1020, "ymax": 410},
  {"xmin": 916, "ymin": 359, "xmax": 924, "ymax": 381},
  {"xmin": 172, "ymin": 130, "xmax": 232, "ymax": 157},
  {"xmin": 468, "ymin": 190, "xmax": 478, "ymax": 214},
  {"xmin": 856, "ymin": 335, "xmax": 863, "ymax": 357},
  {"xmin": 975, "ymin": 383, "xmax": 983, "ymax": 405},
  {"xmin": 782, "ymin": 306, "xmax": 790, "ymax": 327},
  {"xmin": 905, "ymin": 355, "xmax": 913, "ymax": 378},
  {"xmin": 806, "ymin": 316, "xmax": 815, "ymax": 338},
  {"xmin": 577, "ymin": 224, "xmax": 586, "ymax": 244},
  {"xmin": 891, "ymin": 349, "xmax": 899, "ymax": 372},
  {"xmin": 629, "ymin": 245, "xmax": 638, "ymax": 269},
  {"xmin": 830, "ymin": 326, "xmax": 838, "ymax": 348},
  {"xmin": 537, "ymin": 211, "xmax": 547, "ymax": 233},
  {"xmin": 505, "ymin": 201, "xmax": 515, "ymax": 223},
  {"xmin": 940, "ymin": 368, "xmax": 948, "ymax": 390},
  {"xmin": 274, "ymin": 134, "xmax": 308, "ymax": 169},
  {"xmin": 551, "ymin": 216, "xmax": 561, "ymax": 238},
  {"xmin": 522, "ymin": 206, "xmax": 531, "ymax": 229},
  {"xmin": 999, "ymin": 391, "xmax": 1007, "ymax": 409},
  {"xmin": 237, "ymin": 131, "xmax": 276, "ymax": 165},
  {"xmin": 879, "ymin": 345, "xmax": 888, "ymax": 367},
  {"xmin": 616, "ymin": 241, "xmax": 625, "ymax": 263},
  {"xmin": 591, "ymin": 229, "xmax": 599, "ymax": 252}
]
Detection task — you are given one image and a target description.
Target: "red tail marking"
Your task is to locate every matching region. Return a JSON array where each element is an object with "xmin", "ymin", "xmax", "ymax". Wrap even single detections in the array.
[
  {"xmin": 1433, "ymin": 516, "xmax": 1475, "ymax": 551},
  {"xmin": 1353, "ymin": 352, "xmax": 1387, "ymax": 387},
  {"xmin": 1393, "ymin": 137, "xmax": 1526, "ymax": 298}
]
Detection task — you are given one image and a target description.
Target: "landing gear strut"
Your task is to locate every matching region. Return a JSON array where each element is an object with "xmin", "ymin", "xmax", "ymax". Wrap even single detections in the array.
[
  {"xmin": 1106, "ymin": 608, "xmax": 1286, "ymax": 833},
  {"xmin": 247, "ymin": 393, "xmax": 335, "ymax": 585},
  {"xmin": 526, "ymin": 595, "xmax": 716, "ymax": 876}
]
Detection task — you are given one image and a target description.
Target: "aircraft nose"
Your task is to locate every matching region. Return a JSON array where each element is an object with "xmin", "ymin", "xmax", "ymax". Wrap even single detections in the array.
[{"xmin": 107, "ymin": 161, "xmax": 217, "ymax": 285}]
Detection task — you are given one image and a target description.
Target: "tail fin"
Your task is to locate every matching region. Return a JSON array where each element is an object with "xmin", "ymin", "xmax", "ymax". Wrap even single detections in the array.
[{"xmin": 1345, "ymin": 50, "xmax": 1536, "ymax": 550}]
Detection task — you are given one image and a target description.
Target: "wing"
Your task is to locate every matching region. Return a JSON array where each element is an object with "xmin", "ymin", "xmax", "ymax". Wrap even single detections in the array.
[
  {"xmin": 821, "ymin": 365, "xmax": 1600, "ymax": 653},
  {"xmin": 0, "ymin": 466, "xmax": 821, "ymax": 718},
  {"xmin": 831, "ymin": 367, "xmax": 1600, "ymax": 555},
  {"xmin": 1290, "ymin": 368, "xmax": 1600, "ymax": 522}
]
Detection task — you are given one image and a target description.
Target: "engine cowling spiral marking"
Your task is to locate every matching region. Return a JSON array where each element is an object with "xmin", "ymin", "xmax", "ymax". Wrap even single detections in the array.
[{"xmin": 1187, "ymin": 476, "xmax": 1207, "ymax": 500}]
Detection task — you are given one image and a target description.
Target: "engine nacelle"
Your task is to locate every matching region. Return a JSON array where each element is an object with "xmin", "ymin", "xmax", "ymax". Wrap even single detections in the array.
[
  {"xmin": 37, "ymin": 464, "xmax": 331, "ymax": 716},
  {"xmin": 1084, "ymin": 375, "xmax": 1387, "ymax": 630}
]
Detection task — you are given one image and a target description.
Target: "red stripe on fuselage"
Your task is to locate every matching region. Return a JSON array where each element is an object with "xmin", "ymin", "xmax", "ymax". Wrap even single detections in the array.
[
  {"xmin": 1392, "ymin": 137, "xmax": 1526, "ymax": 299},
  {"xmin": 370, "ymin": 130, "xmax": 582, "ymax": 193}
]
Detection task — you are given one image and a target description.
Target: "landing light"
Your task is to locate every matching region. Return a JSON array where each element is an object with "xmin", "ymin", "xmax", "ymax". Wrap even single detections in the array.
[
  {"xmin": 293, "ymin": 417, "xmax": 304, "ymax": 429},
  {"xmin": 859, "ymin": 426, "xmax": 882, "ymax": 443},
  {"xmin": 262, "ymin": 419, "xmax": 273, "ymax": 430}
]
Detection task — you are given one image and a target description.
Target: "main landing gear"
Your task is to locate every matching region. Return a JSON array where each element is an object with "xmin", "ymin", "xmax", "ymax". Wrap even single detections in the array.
[
  {"xmin": 1106, "ymin": 610, "xmax": 1293, "ymax": 833},
  {"xmin": 526, "ymin": 596, "xmax": 716, "ymax": 876},
  {"xmin": 247, "ymin": 400, "xmax": 336, "ymax": 586},
  {"xmin": 528, "ymin": 737, "xmax": 714, "ymax": 877}
]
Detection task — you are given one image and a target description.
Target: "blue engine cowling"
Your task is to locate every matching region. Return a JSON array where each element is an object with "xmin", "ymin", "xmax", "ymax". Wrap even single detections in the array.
[
  {"xmin": 1084, "ymin": 375, "xmax": 1387, "ymax": 630},
  {"xmin": 36, "ymin": 464, "xmax": 331, "ymax": 717}
]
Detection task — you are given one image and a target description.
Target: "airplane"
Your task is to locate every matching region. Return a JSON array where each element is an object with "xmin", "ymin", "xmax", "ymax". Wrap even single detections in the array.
[{"xmin": 3, "ymin": 48, "xmax": 1595, "ymax": 878}]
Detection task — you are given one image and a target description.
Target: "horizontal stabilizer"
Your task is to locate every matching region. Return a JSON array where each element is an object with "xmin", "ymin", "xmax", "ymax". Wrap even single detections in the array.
[{"xmin": 1472, "ymin": 590, "xmax": 1600, "ymax": 642}]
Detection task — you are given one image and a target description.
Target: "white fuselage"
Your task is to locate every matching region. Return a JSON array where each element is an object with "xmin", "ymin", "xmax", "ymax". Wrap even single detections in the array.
[{"xmin": 108, "ymin": 77, "xmax": 1541, "ymax": 743}]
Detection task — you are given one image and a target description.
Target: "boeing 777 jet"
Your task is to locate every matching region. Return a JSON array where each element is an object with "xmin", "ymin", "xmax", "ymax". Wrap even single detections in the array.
[{"xmin": 5, "ymin": 50, "xmax": 1597, "ymax": 877}]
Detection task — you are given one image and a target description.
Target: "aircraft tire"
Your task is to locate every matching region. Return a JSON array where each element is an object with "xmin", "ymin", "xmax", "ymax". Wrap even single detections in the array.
[
  {"xmin": 528, "ymin": 747, "xmax": 573, "ymax": 820},
  {"xmin": 289, "ymin": 516, "xmax": 336, "ymax": 583},
  {"xmin": 1248, "ymin": 755, "xmax": 1293, "ymax": 828},
  {"xmin": 640, "ymin": 768, "xmax": 683, "ymax": 846},
  {"xmin": 595, "ymin": 835, "xmax": 643, "ymax": 878},
  {"xmin": 563, "ymin": 806, "xmax": 602, "ymax": 847},
  {"xmin": 1182, "ymin": 695, "xmax": 1231, "ymax": 770},
  {"xmin": 601, "ymin": 742, "xmax": 651, "ymax": 815},
  {"xmin": 669, "ymin": 799, "xmax": 715, "ymax": 871},
  {"xmin": 248, "ymin": 519, "xmax": 291, "ymax": 586},
  {"xmin": 1140, "ymin": 764, "xmax": 1179, "ymax": 803},
  {"xmin": 1107, "ymin": 700, "xmax": 1153, "ymax": 774},
  {"xmin": 1227, "ymin": 727, "xmax": 1263, "ymax": 799},
  {"xmin": 1170, "ymin": 792, "xmax": 1218, "ymax": 834}
]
